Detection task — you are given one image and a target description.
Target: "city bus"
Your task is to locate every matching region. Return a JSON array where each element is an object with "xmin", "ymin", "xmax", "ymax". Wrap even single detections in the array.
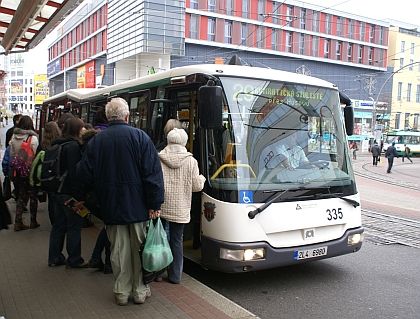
[
  {"xmin": 42, "ymin": 60, "xmax": 363, "ymax": 273},
  {"xmin": 382, "ymin": 130, "xmax": 420, "ymax": 156}
]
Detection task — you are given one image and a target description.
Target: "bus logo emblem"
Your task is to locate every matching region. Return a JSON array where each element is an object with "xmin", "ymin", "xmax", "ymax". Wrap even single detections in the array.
[
  {"xmin": 304, "ymin": 229, "xmax": 315, "ymax": 239},
  {"xmin": 203, "ymin": 202, "xmax": 216, "ymax": 222}
]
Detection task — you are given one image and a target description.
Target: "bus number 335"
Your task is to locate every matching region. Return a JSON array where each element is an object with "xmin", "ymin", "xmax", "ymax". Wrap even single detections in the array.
[{"xmin": 327, "ymin": 208, "xmax": 343, "ymax": 220}]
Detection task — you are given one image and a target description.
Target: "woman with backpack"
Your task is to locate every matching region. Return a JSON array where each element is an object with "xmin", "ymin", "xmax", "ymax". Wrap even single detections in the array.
[
  {"xmin": 48, "ymin": 117, "xmax": 89, "ymax": 269},
  {"xmin": 9, "ymin": 116, "xmax": 39, "ymax": 231}
]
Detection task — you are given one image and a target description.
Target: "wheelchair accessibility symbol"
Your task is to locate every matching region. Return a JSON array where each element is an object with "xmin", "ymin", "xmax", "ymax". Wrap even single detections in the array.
[{"xmin": 239, "ymin": 191, "xmax": 253, "ymax": 204}]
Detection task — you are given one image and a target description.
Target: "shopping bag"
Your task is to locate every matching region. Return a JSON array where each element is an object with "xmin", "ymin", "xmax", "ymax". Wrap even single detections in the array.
[
  {"xmin": 139, "ymin": 241, "xmax": 168, "ymax": 284},
  {"xmin": 378, "ymin": 157, "xmax": 381, "ymax": 164},
  {"xmin": 142, "ymin": 217, "xmax": 173, "ymax": 272}
]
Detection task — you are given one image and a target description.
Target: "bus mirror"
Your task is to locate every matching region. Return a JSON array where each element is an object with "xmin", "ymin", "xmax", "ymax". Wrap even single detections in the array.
[
  {"xmin": 344, "ymin": 106, "xmax": 354, "ymax": 136},
  {"xmin": 198, "ymin": 85, "xmax": 223, "ymax": 129}
]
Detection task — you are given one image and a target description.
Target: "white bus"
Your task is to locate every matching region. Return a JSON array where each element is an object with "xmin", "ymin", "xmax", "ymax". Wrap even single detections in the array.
[
  {"xmin": 383, "ymin": 130, "xmax": 420, "ymax": 156},
  {"xmin": 43, "ymin": 59, "xmax": 363, "ymax": 272}
]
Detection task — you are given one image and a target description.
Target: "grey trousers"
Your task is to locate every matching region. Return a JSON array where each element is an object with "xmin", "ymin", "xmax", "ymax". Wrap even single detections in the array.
[{"xmin": 106, "ymin": 222, "xmax": 149, "ymax": 301}]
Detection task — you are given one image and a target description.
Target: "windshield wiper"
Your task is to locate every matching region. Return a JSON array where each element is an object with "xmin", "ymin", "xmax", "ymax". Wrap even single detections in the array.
[
  {"xmin": 315, "ymin": 193, "xmax": 360, "ymax": 208},
  {"xmin": 248, "ymin": 187, "xmax": 303, "ymax": 219}
]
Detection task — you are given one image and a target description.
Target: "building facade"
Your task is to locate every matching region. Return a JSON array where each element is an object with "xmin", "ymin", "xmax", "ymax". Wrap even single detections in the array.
[
  {"xmin": 387, "ymin": 21, "xmax": 420, "ymax": 131},
  {"xmin": 47, "ymin": 0, "xmax": 397, "ymax": 140}
]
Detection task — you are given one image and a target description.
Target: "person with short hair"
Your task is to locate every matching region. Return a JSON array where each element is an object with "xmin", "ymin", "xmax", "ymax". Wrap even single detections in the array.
[
  {"xmin": 402, "ymin": 143, "xmax": 413, "ymax": 163},
  {"xmin": 370, "ymin": 140, "xmax": 381, "ymax": 166},
  {"xmin": 384, "ymin": 141, "xmax": 398, "ymax": 173},
  {"xmin": 77, "ymin": 97, "xmax": 164, "ymax": 306}
]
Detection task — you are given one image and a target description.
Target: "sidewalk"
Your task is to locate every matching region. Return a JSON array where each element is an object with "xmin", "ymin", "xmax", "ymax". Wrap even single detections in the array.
[{"xmin": 0, "ymin": 201, "xmax": 256, "ymax": 319}]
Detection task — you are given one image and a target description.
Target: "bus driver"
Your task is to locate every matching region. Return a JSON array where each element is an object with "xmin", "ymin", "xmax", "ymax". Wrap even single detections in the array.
[{"xmin": 273, "ymin": 134, "xmax": 313, "ymax": 170}]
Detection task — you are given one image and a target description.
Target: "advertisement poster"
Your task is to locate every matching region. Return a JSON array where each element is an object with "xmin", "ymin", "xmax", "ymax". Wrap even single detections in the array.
[
  {"xmin": 11, "ymin": 79, "xmax": 23, "ymax": 93},
  {"xmin": 34, "ymin": 75, "xmax": 49, "ymax": 104},
  {"xmin": 77, "ymin": 65, "xmax": 86, "ymax": 88},
  {"xmin": 85, "ymin": 60, "xmax": 95, "ymax": 88}
]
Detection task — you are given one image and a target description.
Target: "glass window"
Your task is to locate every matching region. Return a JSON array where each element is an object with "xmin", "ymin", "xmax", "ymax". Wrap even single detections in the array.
[
  {"xmin": 286, "ymin": 32, "xmax": 292, "ymax": 52},
  {"xmin": 190, "ymin": 15, "xmax": 198, "ymax": 39},
  {"xmin": 205, "ymin": 76, "xmax": 356, "ymax": 199},
  {"xmin": 286, "ymin": 6, "xmax": 293, "ymax": 26},
  {"xmin": 271, "ymin": 29, "xmax": 278, "ymax": 50},
  {"xmin": 348, "ymin": 19, "xmax": 353, "ymax": 39},
  {"xmin": 411, "ymin": 43, "xmax": 415, "ymax": 54},
  {"xmin": 129, "ymin": 93, "xmax": 149, "ymax": 131},
  {"xmin": 272, "ymin": 1, "xmax": 280, "ymax": 24},
  {"xmin": 397, "ymin": 82, "xmax": 402, "ymax": 101},
  {"xmin": 300, "ymin": 9, "xmax": 306, "ymax": 29},
  {"xmin": 226, "ymin": 0, "xmax": 233, "ymax": 15},
  {"xmin": 336, "ymin": 42, "xmax": 341, "ymax": 60},
  {"xmin": 400, "ymin": 58, "xmax": 404, "ymax": 69},
  {"xmin": 208, "ymin": 0, "xmax": 215, "ymax": 12},
  {"xmin": 313, "ymin": 12, "xmax": 318, "ymax": 32},
  {"xmin": 225, "ymin": 21, "xmax": 233, "ymax": 44},
  {"xmin": 409, "ymin": 59, "xmax": 414, "ymax": 70},
  {"xmin": 407, "ymin": 83, "xmax": 412, "ymax": 102},
  {"xmin": 348, "ymin": 44, "xmax": 352, "ymax": 62},
  {"xmin": 394, "ymin": 113, "xmax": 400, "ymax": 129},
  {"xmin": 325, "ymin": 15, "xmax": 331, "ymax": 35},
  {"xmin": 416, "ymin": 85, "xmax": 420, "ymax": 103},
  {"xmin": 405, "ymin": 113, "xmax": 410, "ymax": 129},
  {"xmin": 379, "ymin": 27, "xmax": 384, "ymax": 45},
  {"xmin": 324, "ymin": 39, "xmax": 329, "ymax": 58},
  {"xmin": 369, "ymin": 25, "xmax": 374, "ymax": 43},
  {"xmin": 190, "ymin": 0, "xmax": 198, "ymax": 9},
  {"xmin": 359, "ymin": 22, "xmax": 364, "ymax": 41},
  {"xmin": 257, "ymin": 26, "xmax": 264, "ymax": 48},
  {"xmin": 258, "ymin": 0, "xmax": 265, "ymax": 22},
  {"xmin": 337, "ymin": 17, "xmax": 341, "ymax": 36},
  {"xmin": 368, "ymin": 47, "xmax": 372, "ymax": 65},
  {"xmin": 299, "ymin": 34, "xmax": 305, "ymax": 54},
  {"xmin": 208, "ymin": 18, "xmax": 215, "ymax": 41},
  {"xmin": 242, "ymin": 0, "xmax": 249, "ymax": 18},
  {"xmin": 401, "ymin": 41, "xmax": 405, "ymax": 53},
  {"xmin": 312, "ymin": 36, "xmax": 319, "ymax": 57},
  {"xmin": 241, "ymin": 23, "xmax": 248, "ymax": 45}
]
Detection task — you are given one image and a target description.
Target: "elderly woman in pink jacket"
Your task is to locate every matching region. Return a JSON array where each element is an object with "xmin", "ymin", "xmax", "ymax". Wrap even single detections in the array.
[{"xmin": 158, "ymin": 128, "xmax": 205, "ymax": 284}]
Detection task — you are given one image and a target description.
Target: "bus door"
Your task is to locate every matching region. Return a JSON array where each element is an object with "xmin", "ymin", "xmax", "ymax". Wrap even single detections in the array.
[
  {"xmin": 166, "ymin": 87, "xmax": 201, "ymax": 248},
  {"xmin": 88, "ymin": 99, "xmax": 108, "ymax": 125},
  {"xmin": 128, "ymin": 89, "xmax": 152, "ymax": 134}
]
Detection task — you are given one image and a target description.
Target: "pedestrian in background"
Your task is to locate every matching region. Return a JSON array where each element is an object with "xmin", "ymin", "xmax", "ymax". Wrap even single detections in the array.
[
  {"xmin": 78, "ymin": 97, "xmax": 164, "ymax": 306},
  {"xmin": 47, "ymin": 117, "xmax": 88, "ymax": 269},
  {"xmin": 402, "ymin": 144, "xmax": 413, "ymax": 163},
  {"xmin": 351, "ymin": 141, "xmax": 359, "ymax": 160},
  {"xmin": 6, "ymin": 114, "xmax": 22, "ymax": 147},
  {"xmin": 158, "ymin": 128, "xmax": 205, "ymax": 284},
  {"xmin": 385, "ymin": 141, "xmax": 398, "ymax": 173},
  {"xmin": 9, "ymin": 116, "xmax": 40, "ymax": 231},
  {"xmin": 37, "ymin": 121, "xmax": 61, "ymax": 225},
  {"xmin": 371, "ymin": 141, "xmax": 381, "ymax": 166}
]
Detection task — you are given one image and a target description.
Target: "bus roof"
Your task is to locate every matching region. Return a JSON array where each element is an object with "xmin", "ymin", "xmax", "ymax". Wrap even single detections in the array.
[
  {"xmin": 43, "ymin": 88, "xmax": 99, "ymax": 104},
  {"xmin": 385, "ymin": 130, "xmax": 420, "ymax": 136},
  {"xmin": 74, "ymin": 64, "xmax": 338, "ymax": 102}
]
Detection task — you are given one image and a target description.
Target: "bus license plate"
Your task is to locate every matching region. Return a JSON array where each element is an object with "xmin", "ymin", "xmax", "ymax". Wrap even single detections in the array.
[{"xmin": 294, "ymin": 246, "xmax": 328, "ymax": 260}]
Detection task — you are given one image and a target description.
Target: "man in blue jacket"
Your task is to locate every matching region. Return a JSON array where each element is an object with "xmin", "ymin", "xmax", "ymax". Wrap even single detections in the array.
[{"xmin": 77, "ymin": 97, "xmax": 164, "ymax": 306}]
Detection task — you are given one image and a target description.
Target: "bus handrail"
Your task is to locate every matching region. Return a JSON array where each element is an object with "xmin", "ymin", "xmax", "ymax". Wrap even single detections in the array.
[{"xmin": 211, "ymin": 164, "xmax": 256, "ymax": 179}]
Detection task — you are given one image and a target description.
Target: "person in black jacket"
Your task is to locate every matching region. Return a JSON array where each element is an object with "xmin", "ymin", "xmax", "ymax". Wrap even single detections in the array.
[
  {"xmin": 370, "ymin": 141, "xmax": 381, "ymax": 166},
  {"xmin": 384, "ymin": 141, "xmax": 398, "ymax": 173},
  {"xmin": 48, "ymin": 117, "xmax": 88, "ymax": 269},
  {"xmin": 77, "ymin": 97, "xmax": 164, "ymax": 306}
]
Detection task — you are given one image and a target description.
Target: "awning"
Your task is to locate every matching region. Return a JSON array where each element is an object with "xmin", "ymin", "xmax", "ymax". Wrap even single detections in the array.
[{"xmin": 0, "ymin": 0, "xmax": 81, "ymax": 55}]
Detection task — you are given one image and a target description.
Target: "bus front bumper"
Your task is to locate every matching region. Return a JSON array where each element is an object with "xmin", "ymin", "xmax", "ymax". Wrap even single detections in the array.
[{"xmin": 201, "ymin": 227, "xmax": 364, "ymax": 273}]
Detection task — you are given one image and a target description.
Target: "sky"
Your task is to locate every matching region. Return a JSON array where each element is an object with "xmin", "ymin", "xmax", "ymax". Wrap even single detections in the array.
[
  {"xmin": 301, "ymin": 0, "xmax": 418, "ymax": 26},
  {"xmin": 28, "ymin": 0, "xmax": 419, "ymax": 74}
]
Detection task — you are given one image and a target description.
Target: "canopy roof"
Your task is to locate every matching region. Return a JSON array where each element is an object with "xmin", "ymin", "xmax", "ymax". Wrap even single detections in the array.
[{"xmin": 0, "ymin": 0, "xmax": 81, "ymax": 55}]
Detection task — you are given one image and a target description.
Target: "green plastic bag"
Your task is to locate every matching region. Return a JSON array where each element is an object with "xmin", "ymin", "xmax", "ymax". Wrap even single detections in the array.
[{"xmin": 142, "ymin": 217, "xmax": 173, "ymax": 272}]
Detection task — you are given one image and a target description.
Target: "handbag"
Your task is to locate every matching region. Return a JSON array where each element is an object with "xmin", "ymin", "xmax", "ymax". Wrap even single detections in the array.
[
  {"xmin": 141, "ymin": 217, "xmax": 173, "ymax": 273},
  {"xmin": 2, "ymin": 176, "xmax": 12, "ymax": 201}
]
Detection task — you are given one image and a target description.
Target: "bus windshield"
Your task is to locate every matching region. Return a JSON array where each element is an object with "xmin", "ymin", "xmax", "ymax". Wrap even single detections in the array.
[{"xmin": 204, "ymin": 77, "xmax": 356, "ymax": 199}]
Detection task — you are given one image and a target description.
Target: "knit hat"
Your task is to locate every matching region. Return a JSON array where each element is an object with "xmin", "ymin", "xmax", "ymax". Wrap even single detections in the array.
[{"xmin": 167, "ymin": 128, "xmax": 188, "ymax": 146}]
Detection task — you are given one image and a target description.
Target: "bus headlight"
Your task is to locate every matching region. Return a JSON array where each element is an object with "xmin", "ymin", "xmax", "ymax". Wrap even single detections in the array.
[
  {"xmin": 220, "ymin": 248, "xmax": 265, "ymax": 261},
  {"xmin": 348, "ymin": 233, "xmax": 363, "ymax": 245}
]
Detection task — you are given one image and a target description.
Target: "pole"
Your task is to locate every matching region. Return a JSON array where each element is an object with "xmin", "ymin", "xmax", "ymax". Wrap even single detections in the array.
[{"xmin": 375, "ymin": 61, "xmax": 420, "ymax": 133}]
